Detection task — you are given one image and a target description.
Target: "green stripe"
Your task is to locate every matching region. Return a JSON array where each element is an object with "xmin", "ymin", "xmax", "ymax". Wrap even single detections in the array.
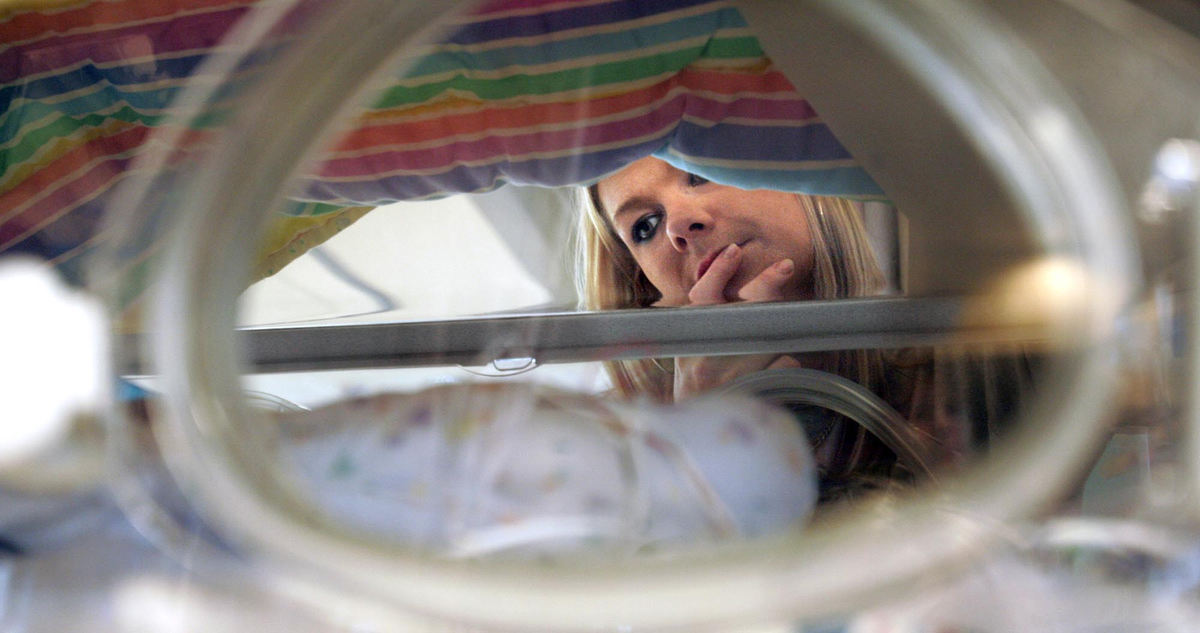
[
  {"xmin": 1, "ymin": 106, "xmax": 229, "ymax": 179},
  {"xmin": 282, "ymin": 201, "xmax": 352, "ymax": 217},
  {"xmin": 0, "ymin": 107, "xmax": 159, "ymax": 177},
  {"xmin": 701, "ymin": 35, "xmax": 763, "ymax": 59},
  {"xmin": 370, "ymin": 33, "xmax": 765, "ymax": 110},
  {"xmin": 406, "ymin": 9, "xmax": 745, "ymax": 76},
  {"xmin": 371, "ymin": 46, "xmax": 706, "ymax": 109}
]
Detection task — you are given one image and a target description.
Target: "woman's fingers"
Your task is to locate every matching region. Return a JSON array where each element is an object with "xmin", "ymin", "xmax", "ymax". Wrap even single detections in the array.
[
  {"xmin": 688, "ymin": 244, "xmax": 742, "ymax": 305},
  {"xmin": 673, "ymin": 353, "xmax": 802, "ymax": 400},
  {"xmin": 737, "ymin": 258, "xmax": 795, "ymax": 302},
  {"xmin": 765, "ymin": 354, "xmax": 803, "ymax": 371},
  {"xmin": 689, "ymin": 249, "xmax": 796, "ymax": 306},
  {"xmin": 672, "ymin": 254, "xmax": 804, "ymax": 400}
]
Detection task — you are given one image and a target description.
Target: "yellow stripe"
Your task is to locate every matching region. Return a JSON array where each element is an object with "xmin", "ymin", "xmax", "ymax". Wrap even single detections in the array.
[{"xmin": 0, "ymin": 0, "xmax": 92, "ymax": 21}]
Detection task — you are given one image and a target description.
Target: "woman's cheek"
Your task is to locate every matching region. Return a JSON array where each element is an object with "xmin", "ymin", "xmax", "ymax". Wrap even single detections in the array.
[
  {"xmin": 638, "ymin": 268, "xmax": 676, "ymax": 305},
  {"xmin": 654, "ymin": 291, "xmax": 687, "ymax": 307}
]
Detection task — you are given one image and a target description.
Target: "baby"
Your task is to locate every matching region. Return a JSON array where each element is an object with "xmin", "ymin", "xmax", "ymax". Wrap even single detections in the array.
[{"xmin": 277, "ymin": 383, "xmax": 818, "ymax": 560}]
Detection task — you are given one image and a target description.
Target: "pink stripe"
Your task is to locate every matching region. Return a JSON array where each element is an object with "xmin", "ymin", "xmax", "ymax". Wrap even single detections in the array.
[
  {"xmin": 678, "ymin": 66, "xmax": 802, "ymax": 95},
  {"xmin": 315, "ymin": 101, "xmax": 684, "ymax": 178},
  {"xmin": 0, "ymin": 0, "xmax": 247, "ymax": 45},
  {"xmin": 673, "ymin": 93, "xmax": 816, "ymax": 123},
  {"xmin": 316, "ymin": 91, "xmax": 816, "ymax": 177},
  {"xmin": 1, "ymin": 7, "xmax": 247, "ymax": 84},
  {"xmin": 0, "ymin": 154, "xmax": 130, "ymax": 250}
]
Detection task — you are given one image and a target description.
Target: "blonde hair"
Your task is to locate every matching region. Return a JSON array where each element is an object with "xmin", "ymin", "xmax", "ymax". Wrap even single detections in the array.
[{"xmin": 578, "ymin": 183, "xmax": 887, "ymax": 401}]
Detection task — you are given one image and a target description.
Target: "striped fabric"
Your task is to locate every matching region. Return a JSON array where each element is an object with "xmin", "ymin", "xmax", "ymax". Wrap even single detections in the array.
[{"xmin": 1, "ymin": 0, "xmax": 882, "ymax": 283}]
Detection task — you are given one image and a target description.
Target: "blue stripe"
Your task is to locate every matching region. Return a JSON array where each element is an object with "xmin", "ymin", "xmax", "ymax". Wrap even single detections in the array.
[
  {"xmin": 0, "ymin": 54, "xmax": 208, "ymax": 114},
  {"xmin": 0, "ymin": 38, "xmax": 281, "ymax": 114},
  {"xmin": 1, "ymin": 85, "xmax": 177, "ymax": 135},
  {"xmin": 668, "ymin": 120, "xmax": 856, "ymax": 162},
  {"xmin": 5, "ymin": 186, "xmax": 113, "ymax": 285},
  {"xmin": 446, "ymin": 0, "xmax": 724, "ymax": 45},
  {"xmin": 657, "ymin": 154, "xmax": 886, "ymax": 198},
  {"xmin": 408, "ymin": 7, "xmax": 744, "ymax": 76}
]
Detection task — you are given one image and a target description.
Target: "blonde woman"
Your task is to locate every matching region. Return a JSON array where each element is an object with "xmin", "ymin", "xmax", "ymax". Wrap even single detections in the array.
[
  {"xmin": 580, "ymin": 156, "xmax": 889, "ymax": 400},
  {"xmin": 578, "ymin": 156, "xmax": 1037, "ymax": 492}
]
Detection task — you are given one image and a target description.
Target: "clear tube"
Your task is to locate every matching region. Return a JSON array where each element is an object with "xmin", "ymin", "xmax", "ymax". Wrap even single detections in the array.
[{"xmin": 718, "ymin": 368, "xmax": 940, "ymax": 481}]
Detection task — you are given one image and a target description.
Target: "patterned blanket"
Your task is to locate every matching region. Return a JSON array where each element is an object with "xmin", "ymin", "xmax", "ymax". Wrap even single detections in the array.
[{"xmin": 1, "ymin": 0, "xmax": 881, "ymax": 284}]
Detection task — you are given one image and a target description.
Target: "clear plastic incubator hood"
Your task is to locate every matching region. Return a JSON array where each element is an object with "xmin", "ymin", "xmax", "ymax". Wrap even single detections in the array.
[{"xmin": 3, "ymin": 0, "xmax": 1200, "ymax": 631}]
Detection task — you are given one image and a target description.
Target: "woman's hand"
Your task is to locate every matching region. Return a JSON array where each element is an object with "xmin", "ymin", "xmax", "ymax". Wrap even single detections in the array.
[
  {"xmin": 685, "ymin": 243, "xmax": 793, "ymax": 306},
  {"xmin": 664, "ymin": 244, "xmax": 803, "ymax": 400}
]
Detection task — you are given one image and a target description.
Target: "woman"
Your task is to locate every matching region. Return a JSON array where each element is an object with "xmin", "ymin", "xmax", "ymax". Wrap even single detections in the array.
[
  {"xmin": 578, "ymin": 156, "xmax": 1037, "ymax": 489},
  {"xmin": 580, "ymin": 156, "xmax": 889, "ymax": 400}
]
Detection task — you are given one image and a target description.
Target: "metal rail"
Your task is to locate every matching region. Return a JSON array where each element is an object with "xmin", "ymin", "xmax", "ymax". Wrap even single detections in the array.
[{"xmin": 119, "ymin": 296, "xmax": 1058, "ymax": 375}]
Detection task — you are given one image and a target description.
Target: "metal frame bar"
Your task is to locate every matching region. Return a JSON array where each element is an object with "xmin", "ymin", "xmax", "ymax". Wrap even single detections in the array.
[{"xmin": 120, "ymin": 296, "xmax": 1054, "ymax": 375}]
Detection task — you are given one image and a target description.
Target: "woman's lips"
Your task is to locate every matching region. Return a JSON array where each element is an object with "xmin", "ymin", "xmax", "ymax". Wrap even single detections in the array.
[
  {"xmin": 694, "ymin": 247, "xmax": 723, "ymax": 282},
  {"xmin": 694, "ymin": 243, "xmax": 737, "ymax": 282}
]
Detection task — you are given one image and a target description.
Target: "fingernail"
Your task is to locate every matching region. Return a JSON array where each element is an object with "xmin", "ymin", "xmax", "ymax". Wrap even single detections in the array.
[
  {"xmin": 775, "ymin": 259, "xmax": 794, "ymax": 274},
  {"xmin": 722, "ymin": 243, "xmax": 739, "ymax": 258}
]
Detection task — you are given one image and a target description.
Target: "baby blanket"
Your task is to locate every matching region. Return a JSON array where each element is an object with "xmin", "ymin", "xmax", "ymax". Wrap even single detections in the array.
[{"xmin": 1, "ymin": 0, "xmax": 881, "ymax": 285}]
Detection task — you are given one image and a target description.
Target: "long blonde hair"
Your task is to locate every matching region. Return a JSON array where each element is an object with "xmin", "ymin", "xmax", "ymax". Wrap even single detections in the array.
[{"xmin": 578, "ymin": 183, "xmax": 887, "ymax": 401}]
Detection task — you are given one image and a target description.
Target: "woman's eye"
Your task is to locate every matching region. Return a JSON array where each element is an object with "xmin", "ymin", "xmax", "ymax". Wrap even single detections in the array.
[
  {"xmin": 630, "ymin": 213, "xmax": 661, "ymax": 244},
  {"xmin": 686, "ymin": 172, "xmax": 709, "ymax": 187}
]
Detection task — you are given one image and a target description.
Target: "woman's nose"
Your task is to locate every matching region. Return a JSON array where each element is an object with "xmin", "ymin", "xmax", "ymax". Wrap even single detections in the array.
[{"xmin": 663, "ymin": 203, "xmax": 711, "ymax": 252}]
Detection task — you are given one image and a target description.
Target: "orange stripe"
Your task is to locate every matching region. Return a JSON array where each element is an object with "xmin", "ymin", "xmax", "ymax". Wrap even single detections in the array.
[
  {"xmin": 333, "ymin": 82, "xmax": 679, "ymax": 153},
  {"xmin": 333, "ymin": 67, "xmax": 797, "ymax": 154}
]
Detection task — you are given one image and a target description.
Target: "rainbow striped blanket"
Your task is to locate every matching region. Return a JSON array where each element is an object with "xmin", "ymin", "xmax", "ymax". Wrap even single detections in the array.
[{"xmin": 1, "ymin": 0, "xmax": 881, "ymax": 284}]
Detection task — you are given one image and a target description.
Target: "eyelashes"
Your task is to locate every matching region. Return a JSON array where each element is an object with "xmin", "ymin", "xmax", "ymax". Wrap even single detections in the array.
[
  {"xmin": 630, "ymin": 212, "xmax": 661, "ymax": 243},
  {"xmin": 626, "ymin": 171, "xmax": 707, "ymax": 244}
]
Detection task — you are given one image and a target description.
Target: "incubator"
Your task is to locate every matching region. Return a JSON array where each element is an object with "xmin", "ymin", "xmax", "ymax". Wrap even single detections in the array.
[{"xmin": 2, "ymin": 0, "xmax": 1200, "ymax": 630}]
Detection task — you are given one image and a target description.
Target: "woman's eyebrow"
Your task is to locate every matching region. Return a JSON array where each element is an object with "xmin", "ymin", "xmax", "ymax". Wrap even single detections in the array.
[{"xmin": 610, "ymin": 196, "xmax": 657, "ymax": 222}]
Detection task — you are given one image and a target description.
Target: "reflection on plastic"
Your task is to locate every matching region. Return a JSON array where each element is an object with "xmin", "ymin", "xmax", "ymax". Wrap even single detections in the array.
[
  {"xmin": 0, "ymin": 259, "xmax": 107, "ymax": 479},
  {"xmin": 851, "ymin": 518, "xmax": 1200, "ymax": 633}
]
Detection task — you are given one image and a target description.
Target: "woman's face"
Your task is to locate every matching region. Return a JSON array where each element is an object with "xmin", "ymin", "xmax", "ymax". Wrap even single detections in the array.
[{"xmin": 596, "ymin": 157, "xmax": 815, "ymax": 306}]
